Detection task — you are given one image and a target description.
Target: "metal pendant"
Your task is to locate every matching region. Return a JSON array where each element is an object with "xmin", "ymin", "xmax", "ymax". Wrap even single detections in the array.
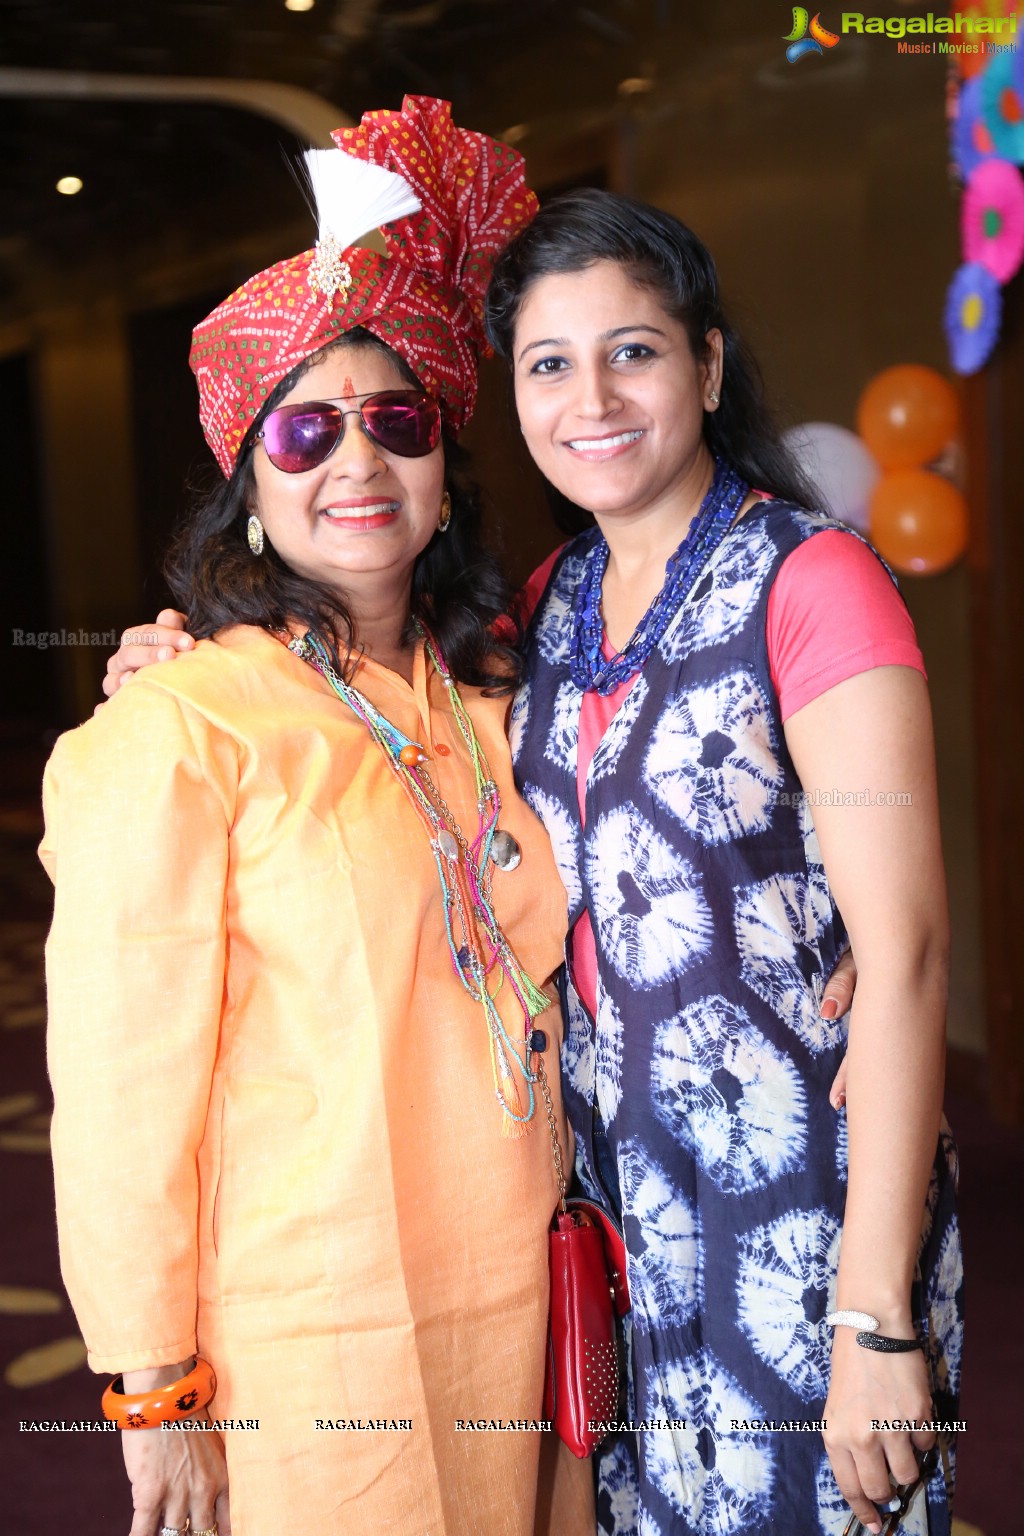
[
  {"xmin": 437, "ymin": 830, "xmax": 459, "ymax": 862},
  {"xmin": 490, "ymin": 830, "xmax": 522, "ymax": 872}
]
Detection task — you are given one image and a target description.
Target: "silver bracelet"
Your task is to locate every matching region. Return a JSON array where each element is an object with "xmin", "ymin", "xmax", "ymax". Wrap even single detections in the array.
[
  {"xmin": 825, "ymin": 1309, "xmax": 922, "ymax": 1353},
  {"xmin": 824, "ymin": 1309, "xmax": 880, "ymax": 1332}
]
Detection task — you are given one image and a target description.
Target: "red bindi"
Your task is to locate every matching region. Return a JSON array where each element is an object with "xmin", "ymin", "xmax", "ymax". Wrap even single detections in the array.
[{"xmin": 342, "ymin": 375, "xmax": 355, "ymax": 397}]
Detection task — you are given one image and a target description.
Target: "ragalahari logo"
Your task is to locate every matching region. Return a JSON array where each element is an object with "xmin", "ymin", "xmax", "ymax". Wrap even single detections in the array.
[{"xmin": 784, "ymin": 8, "xmax": 841, "ymax": 61}]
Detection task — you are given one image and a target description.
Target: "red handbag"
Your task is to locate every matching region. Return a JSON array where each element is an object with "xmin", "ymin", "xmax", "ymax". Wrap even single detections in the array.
[{"xmin": 537, "ymin": 1062, "xmax": 631, "ymax": 1459}]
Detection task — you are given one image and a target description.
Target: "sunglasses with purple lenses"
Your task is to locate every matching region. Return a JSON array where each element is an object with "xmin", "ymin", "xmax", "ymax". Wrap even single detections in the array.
[{"xmin": 257, "ymin": 390, "xmax": 442, "ymax": 473}]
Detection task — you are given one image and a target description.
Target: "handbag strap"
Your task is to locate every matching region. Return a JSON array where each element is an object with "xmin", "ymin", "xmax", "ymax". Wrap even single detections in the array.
[
  {"xmin": 537, "ymin": 1058, "xmax": 632, "ymax": 1315},
  {"xmin": 536, "ymin": 1057, "xmax": 567, "ymax": 1215}
]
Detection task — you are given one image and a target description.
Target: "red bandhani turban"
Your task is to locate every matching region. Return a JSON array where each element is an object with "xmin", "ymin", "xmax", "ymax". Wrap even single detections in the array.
[{"xmin": 190, "ymin": 95, "xmax": 538, "ymax": 476}]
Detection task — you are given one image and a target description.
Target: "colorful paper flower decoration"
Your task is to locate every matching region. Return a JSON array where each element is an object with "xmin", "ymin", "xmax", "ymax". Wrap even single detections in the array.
[
  {"xmin": 980, "ymin": 53, "xmax": 1024, "ymax": 165},
  {"xmin": 962, "ymin": 158, "xmax": 1024, "ymax": 282},
  {"xmin": 944, "ymin": 262, "xmax": 1002, "ymax": 375},
  {"xmin": 951, "ymin": 2, "xmax": 1013, "ymax": 81},
  {"xmin": 952, "ymin": 75, "xmax": 996, "ymax": 181}
]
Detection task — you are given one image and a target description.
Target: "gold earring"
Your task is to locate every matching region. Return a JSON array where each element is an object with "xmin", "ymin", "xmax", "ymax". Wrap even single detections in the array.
[
  {"xmin": 437, "ymin": 491, "xmax": 452, "ymax": 533},
  {"xmin": 247, "ymin": 513, "xmax": 265, "ymax": 556}
]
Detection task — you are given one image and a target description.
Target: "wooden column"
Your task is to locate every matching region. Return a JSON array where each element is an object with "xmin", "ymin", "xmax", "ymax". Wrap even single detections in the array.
[{"xmin": 33, "ymin": 300, "xmax": 141, "ymax": 722}]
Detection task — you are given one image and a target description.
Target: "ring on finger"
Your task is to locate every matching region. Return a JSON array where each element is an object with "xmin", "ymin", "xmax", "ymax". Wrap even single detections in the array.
[{"xmin": 191, "ymin": 1526, "xmax": 218, "ymax": 1536}]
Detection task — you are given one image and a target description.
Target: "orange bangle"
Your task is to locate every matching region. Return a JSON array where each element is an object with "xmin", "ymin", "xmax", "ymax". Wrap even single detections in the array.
[{"xmin": 101, "ymin": 1356, "xmax": 216, "ymax": 1429}]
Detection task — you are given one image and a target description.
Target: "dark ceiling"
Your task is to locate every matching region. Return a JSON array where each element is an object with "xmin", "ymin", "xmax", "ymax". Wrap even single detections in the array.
[
  {"xmin": 4, "ymin": 0, "xmax": 643, "ymax": 96},
  {"xmin": 1, "ymin": 1, "xmax": 934, "ymax": 329},
  {"xmin": 1, "ymin": 0, "xmax": 695, "ymax": 324}
]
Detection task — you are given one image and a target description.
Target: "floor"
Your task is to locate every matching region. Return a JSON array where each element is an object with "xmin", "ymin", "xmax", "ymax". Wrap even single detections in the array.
[{"xmin": 0, "ymin": 787, "xmax": 1017, "ymax": 1534}]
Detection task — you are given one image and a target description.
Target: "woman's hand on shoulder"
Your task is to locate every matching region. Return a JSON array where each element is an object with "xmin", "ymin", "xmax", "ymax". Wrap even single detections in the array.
[
  {"xmin": 120, "ymin": 1359, "xmax": 230, "ymax": 1536},
  {"xmin": 821, "ymin": 947, "xmax": 857, "ymax": 1110},
  {"xmin": 99, "ymin": 611, "xmax": 194, "ymax": 707}
]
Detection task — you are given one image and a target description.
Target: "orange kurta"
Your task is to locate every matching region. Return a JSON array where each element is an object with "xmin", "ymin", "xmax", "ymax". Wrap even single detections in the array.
[{"xmin": 40, "ymin": 626, "xmax": 594, "ymax": 1536}]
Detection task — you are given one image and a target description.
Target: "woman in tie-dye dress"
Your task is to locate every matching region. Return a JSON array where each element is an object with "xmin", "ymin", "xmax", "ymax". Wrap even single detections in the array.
[{"xmin": 485, "ymin": 190, "xmax": 962, "ymax": 1536}]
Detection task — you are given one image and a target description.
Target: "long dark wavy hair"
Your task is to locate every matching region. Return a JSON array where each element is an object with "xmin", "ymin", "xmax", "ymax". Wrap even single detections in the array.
[
  {"xmin": 165, "ymin": 329, "xmax": 520, "ymax": 689},
  {"xmin": 485, "ymin": 187, "xmax": 817, "ymax": 531}
]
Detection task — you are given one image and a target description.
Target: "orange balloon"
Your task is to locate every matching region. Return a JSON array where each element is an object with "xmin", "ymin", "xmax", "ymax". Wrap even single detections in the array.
[
  {"xmin": 856, "ymin": 365, "xmax": 961, "ymax": 471},
  {"xmin": 869, "ymin": 471, "xmax": 969, "ymax": 576}
]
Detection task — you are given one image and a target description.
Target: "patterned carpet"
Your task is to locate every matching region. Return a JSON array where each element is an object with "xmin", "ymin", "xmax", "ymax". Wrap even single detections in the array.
[{"xmin": 0, "ymin": 793, "xmax": 1010, "ymax": 1534}]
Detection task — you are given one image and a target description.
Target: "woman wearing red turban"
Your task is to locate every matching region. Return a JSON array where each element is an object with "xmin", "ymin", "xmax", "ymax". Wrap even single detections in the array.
[{"xmin": 41, "ymin": 98, "xmax": 595, "ymax": 1536}]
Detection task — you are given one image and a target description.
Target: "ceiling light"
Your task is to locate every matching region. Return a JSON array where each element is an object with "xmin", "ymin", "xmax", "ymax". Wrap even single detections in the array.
[
  {"xmin": 285, "ymin": 0, "xmax": 315, "ymax": 11},
  {"xmin": 617, "ymin": 77, "xmax": 654, "ymax": 97},
  {"xmin": 56, "ymin": 176, "xmax": 83, "ymax": 196}
]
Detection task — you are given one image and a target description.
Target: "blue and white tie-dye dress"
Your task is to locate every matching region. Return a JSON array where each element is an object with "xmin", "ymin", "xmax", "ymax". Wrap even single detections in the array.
[{"xmin": 512, "ymin": 500, "xmax": 963, "ymax": 1536}]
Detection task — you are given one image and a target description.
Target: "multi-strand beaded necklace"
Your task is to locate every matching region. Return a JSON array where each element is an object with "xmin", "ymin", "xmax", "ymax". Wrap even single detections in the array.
[
  {"xmin": 570, "ymin": 456, "xmax": 750, "ymax": 694},
  {"xmin": 290, "ymin": 624, "xmax": 551, "ymax": 1138}
]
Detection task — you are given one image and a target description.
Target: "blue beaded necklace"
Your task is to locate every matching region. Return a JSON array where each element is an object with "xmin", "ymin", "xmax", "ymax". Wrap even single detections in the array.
[{"xmin": 569, "ymin": 457, "xmax": 750, "ymax": 695}]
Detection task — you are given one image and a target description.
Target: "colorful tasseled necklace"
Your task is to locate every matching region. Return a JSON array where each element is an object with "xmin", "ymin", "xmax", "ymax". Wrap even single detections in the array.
[{"xmin": 289, "ymin": 622, "xmax": 551, "ymax": 1138}]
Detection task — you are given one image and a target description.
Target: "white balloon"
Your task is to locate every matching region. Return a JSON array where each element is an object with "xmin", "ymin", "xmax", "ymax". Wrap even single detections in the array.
[{"xmin": 783, "ymin": 422, "xmax": 881, "ymax": 533}]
